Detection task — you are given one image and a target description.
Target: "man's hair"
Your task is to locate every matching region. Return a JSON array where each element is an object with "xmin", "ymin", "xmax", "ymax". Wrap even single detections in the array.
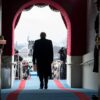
[{"xmin": 40, "ymin": 32, "xmax": 46, "ymax": 39}]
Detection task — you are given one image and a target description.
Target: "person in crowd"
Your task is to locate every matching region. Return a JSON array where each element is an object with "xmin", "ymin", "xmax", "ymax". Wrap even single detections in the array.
[{"xmin": 58, "ymin": 47, "xmax": 66, "ymax": 79}]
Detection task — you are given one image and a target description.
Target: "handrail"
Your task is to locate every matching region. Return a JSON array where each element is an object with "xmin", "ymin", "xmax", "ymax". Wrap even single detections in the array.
[
  {"xmin": 66, "ymin": 59, "xmax": 94, "ymax": 66},
  {"xmin": 66, "ymin": 63, "xmax": 80, "ymax": 65},
  {"xmin": 80, "ymin": 59, "xmax": 94, "ymax": 65}
]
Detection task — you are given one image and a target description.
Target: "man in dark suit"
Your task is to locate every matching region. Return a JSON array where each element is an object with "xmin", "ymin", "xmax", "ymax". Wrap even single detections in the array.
[{"xmin": 32, "ymin": 32, "xmax": 53, "ymax": 89}]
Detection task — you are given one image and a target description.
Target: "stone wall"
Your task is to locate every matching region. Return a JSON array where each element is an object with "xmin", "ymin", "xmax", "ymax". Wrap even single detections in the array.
[{"xmin": 86, "ymin": 0, "xmax": 98, "ymax": 52}]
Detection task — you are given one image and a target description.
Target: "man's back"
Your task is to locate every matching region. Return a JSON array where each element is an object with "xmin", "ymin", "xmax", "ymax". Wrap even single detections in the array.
[
  {"xmin": 33, "ymin": 38, "xmax": 53, "ymax": 65},
  {"xmin": 32, "ymin": 32, "xmax": 53, "ymax": 89}
]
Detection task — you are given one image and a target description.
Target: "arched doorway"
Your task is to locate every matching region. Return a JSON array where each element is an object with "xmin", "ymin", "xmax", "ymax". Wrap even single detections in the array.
[
  {"xmin": 14, "ymin": 5, "xmax": 68, "ymax": 80},
  {"xmin": 12, "ymin": 0, "xmax": 71, "ymax": 55},
  {"xmin": 12, "ymin": 0, "xmax": 71, "ymax": 88},
  {"xmin": 2, "ymin": 0, "xmax": 87, "ymax": 89}
]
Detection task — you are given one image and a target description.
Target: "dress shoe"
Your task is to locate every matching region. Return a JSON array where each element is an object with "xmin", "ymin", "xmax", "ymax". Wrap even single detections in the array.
[
  {"xmin": 40, "ymin": 83, "xmax": 43, "ymax": 89},
  {"xmin": 44, "ymin": 85, "xmax": 48, "ymax": 89}
]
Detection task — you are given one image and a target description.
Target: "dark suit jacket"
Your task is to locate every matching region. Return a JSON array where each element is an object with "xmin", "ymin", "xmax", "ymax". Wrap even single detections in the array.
[{"xmin": 32, "ymin": 38, "xmax": 53, "ymax": 76}]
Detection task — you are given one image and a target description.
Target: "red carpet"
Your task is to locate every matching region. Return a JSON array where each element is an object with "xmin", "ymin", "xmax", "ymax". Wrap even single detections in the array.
[
  {"xmin": 6, "ymin": 80, "xmax": 26, "ymax": 100},
  {"xmin": 6, "ymin": 78, "xmax": 93, "ymax": 100},
  {"xmin": 54, "ymin": 80, "xmax": 90, "ymax": 100}
]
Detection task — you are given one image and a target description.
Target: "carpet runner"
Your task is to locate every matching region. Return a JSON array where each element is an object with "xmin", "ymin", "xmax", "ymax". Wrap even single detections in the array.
[{"xmin": 1, "ymin": 72, "xmax": 97, "ymax": 100}]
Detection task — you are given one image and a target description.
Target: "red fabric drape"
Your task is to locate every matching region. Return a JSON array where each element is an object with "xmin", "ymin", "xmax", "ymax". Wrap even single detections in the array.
[
  {"xmin": 14, "ymin": 4, "xmax": 60, "ymax": 28},
  {"xmin": 35, "ymin": 3, "xmax": 47, "ymax": 7},
  {"xmin": 15, "ymin": 5, "xmax": 34, "ymax": 28},
  {"xmin": 24, "ymin": 4, "xmax": 34, "ymax": 11},
  {"xmin": 61, "ymin": 15, "xmax": 67, "ymax": 28},
  {"xmin": 49, "ymin": 5, "xmax": 59, "ymax": 12},
  {"xmin": 14, "ymin": 13, "xmax": 21, "ymax": 28}
]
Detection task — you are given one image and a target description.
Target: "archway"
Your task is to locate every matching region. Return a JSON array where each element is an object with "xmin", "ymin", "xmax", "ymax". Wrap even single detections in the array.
[
  {"xmin": 2, "ymin": 0, "xmax": 87, "ymax": 89},
  {"xmin": 12, "ymin": 0, "xmax": 71, "ymax": 88},
  {"xmin": 14, "ymin": 5, "xmax": 68, "ymax": 80},
  {"xmin": 12, "ymin": 0, "xmax": 71, "ymax": 56}
]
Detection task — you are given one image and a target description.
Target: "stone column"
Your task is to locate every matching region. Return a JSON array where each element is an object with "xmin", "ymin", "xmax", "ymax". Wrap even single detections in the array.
[
  {"xmin": 0, "ymin": 4, "xmax": 1, "ymax": 90},
  {"xmin": 98, "ymin": 50, "xmax": 100, "ymax": 99},
  {"xmin": 67, "ymin": 55, "xmax": 82, "ymax": 88},
  {"xmin": 1, "ymin": 56, "xmax": 14, "ymax": 88},
  {"xmin": 0, "ymin": 49, "xmax": 1, "ymax": 89},
  {"xmin": 0, "ymin": 40, "xmax": 6, "ymax": 88},
  {"xmin": 98, "ymin": 12, "xmax": 100, "ymax": 99}
]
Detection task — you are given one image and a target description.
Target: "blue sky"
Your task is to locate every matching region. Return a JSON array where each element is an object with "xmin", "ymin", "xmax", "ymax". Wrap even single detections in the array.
[{"xmin": 14, "ymin": 6, "xmax": 67, "ymax": 47}]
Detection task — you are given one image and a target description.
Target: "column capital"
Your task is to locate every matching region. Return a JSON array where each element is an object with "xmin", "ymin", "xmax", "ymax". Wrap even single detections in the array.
[{"xmin": 0, "ymin": 40, "xmax": 6, "ymax": 45}]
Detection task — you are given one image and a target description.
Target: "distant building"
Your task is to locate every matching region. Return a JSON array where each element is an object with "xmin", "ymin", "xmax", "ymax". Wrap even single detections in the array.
[
  {"xmin": 28, "ymin": 40, "xmax": 34, "ymax": 56},
  {"xmin": 19, "ymin": 47, "xmax": 29, "ymax": 58}
]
